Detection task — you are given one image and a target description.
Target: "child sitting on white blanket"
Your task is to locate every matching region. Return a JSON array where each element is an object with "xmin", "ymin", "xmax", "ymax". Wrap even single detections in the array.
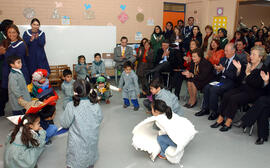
[{"xmin": 132, "ymin": 99, "xmax": 197, "ymax": 164}]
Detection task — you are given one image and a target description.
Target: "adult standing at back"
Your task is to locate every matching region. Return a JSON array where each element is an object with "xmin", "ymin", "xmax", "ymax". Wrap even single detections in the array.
[
  {"xmin": 0, "ymin": 24, "xmax": 30, "ymax": 116},
  {"xmin": 114, "ymin": 36, "xmax": 135, "ymax": 71},
  {"xmin": 23, "ymin": 18, "xmax": 50, "ymax": 76},
  {"xmin": 183, "ymin": 17, "xmax": 194, "ymax": 39}
]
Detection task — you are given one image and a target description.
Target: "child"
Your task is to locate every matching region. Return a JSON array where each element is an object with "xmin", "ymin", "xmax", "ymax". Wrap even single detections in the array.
[
  {"xmin": 132, "ymin": 100, "xmax": 197, "ymax": 164},
  {"xmin": 75, "ymin": 55, "xmax": 89, "ymax": 79},
  {"xmin": 7, "ymin": 55, "xmax": 31, "ymax": 115},
  {"xmin": 60, "ymin": 79, "xmax": 103, "ymax": 168},
  {"xmin": 61, "ymin": 69, "xmax": 75, "ymax": 109},
  {"xmin": 143, "ymin": 79, "xmax": 183, "ymax": 116},
  {"xmin": 95, "ymin": 76, "xmax": 111, "ymax": 104},
  {"xmin": 4, "ymin": 113, "xmax": 46, "ymax": 168},
  {"xmin": 91, "ymin": 53, "xmax": 107, "ymax": 83},
  {"xmin": 30, "ymin": 68, "xmax": 54, "ymax": 100},
  {"xmin": 118, "ymin": 61, "xmax": 140, "ymax": 111},
  {"xmin": 38, "ymin": 105, "xmax": 58, "ymax": 144}
]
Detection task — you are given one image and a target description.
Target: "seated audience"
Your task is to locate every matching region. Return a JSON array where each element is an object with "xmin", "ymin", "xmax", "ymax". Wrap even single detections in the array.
[
  {"xmin": 183, "ymin": 39, "xmax": 200, "ymax": 70},
  {"xmin": 234, "ymin": 67, "xmax": 270, "ymax": 145},
  {"xmin": 202, "ymin": 25, "xmax": 214, "ymax": 56},
  {"xmin": 182, "ymin": 48, "xmax": 214, "ymax": 108},
  {"xmin": 235, "ymin": 38, "xmax": 249, "ymax": 64},
  {"xmin": 113, "ymin": 36, "xmax": 135, "ymax": 71},
  {"xmin": 75, "ymin": 55, "xmax": 89, "ymax": 80},
  {"xmin": 205, "ymin": 39, "xmax": 225, "ymax": 65},
  {"xmin": 196, "ymin": 43, "xmax": 239, "ymax": 120},
  {"xmin": 218, "ymin": 28, "xmax": 228, "ymax": 49},
  {"xmin": 150, "ymin": 25, "xmax": 165, "ymax": 63},
  {"xmin": 163, "ymin": 22, "xmax": 174, "ymax": 41},
  {"xmin": 184, "ymin": 26, "xmax": 202, "ymax": 51},
  {"xmin": 210, "ymin": 46, "xmax": 268, "ymax": 132},
  {"xmin": 230, "ymin": 31, "xmax": 243, "ymax": 44}
]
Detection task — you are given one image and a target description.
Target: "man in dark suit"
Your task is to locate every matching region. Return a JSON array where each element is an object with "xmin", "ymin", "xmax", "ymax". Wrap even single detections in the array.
[
  {"xmin": 113, "ymin": 36, "xmax": 135, "ymax": 71},
  {"xmin": 182, "ymin": 17, "xmax": 194, "ymax": 39},
  {"xmin": 149, "ymin": 39, "xmax": 180, "ymax": 80},
  {"xmin": 195, "ymin": 43, "xmax": 239, "ymax": 120}
]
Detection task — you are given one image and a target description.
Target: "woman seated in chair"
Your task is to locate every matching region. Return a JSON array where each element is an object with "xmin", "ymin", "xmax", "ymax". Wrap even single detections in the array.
[
  {"xmin": 205, "ymin": 39, "xmax": 225, "ymax": 66},
  {"xmin": 182, "ymin": 48, "xmax": 214, "ymax": 108},
  {"xmin": 211, "ymin": 46, "xmax": 268, "ymax": 132},
  {"xmin": 234, "ymin": 64, "xmax": 270, "ymax": 145}
]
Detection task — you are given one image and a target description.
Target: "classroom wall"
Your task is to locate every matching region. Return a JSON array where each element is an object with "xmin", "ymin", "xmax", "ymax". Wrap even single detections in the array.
[
  {"xmin": 238, "ymin": 4, "xmax": 270, "ymax": 28},
  {"xmin": 1, "ymin": 0, "xmax": 238, "ymax": 42}
]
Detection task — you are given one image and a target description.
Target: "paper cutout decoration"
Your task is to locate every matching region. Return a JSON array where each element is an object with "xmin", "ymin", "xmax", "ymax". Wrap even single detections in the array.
[
  {"xmin": 84, "ymin": 3, "xmax": 95, "ymax": 19},
  {"xmin": 55, "ymin": 1, "xmax": 63, "ymax": 8},
  {"xmin": 135, "ymin": 32, "xmax": 143, "ymax": 41},
  {"xmin": 84, "ymin": 4, "xmax": 91, "ymax": 10},
  {"xmin": 23, "ymin": 8, "xmax": 36, "ymax": 19},
  {"xmin": 147, "ymin": 18, "xmax": 154, "ymax": 26},
  {"xmin": 84, "ymin": 10, "xmax": 95, "ymax": 20},
  {"xmin": 136, "ymin": 13, "xmax": 144, "ymax": 23},
  {"xmin": 217, "ymin": 7, "xmax": 224, "ymax": 16},
  {"xmin": 62, "ymin": 16, "xmax": 71, "ymax": 25},
  {"xmin": 52, "ymin": 8, "xmax": 60, "ymax": 19},
  {"xmin": 137, "ymin": 7, "xmax": 143, "ymax": 13},
  {"xmin": 212, "ymin": 16, "xmax": 227, "ymax": 33},
  {"xmin": 118, "ymin": 12, "xmax": 128, "ymax": 23},
  {"xmin": 120, "ymin": 4, "xmax": 126, "ymax": 10}
]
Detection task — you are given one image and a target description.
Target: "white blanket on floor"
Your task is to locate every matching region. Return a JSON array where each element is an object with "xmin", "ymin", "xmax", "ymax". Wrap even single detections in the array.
[{"xmin": 132, "ymin": 113, "xmax": 197, "ymax": 164}]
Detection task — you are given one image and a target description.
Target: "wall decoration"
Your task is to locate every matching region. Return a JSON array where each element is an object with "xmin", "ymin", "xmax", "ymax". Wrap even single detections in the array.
[
  {"xmin": 136, "ymin": 6, "xmax": 144, "ymax": 23},
  {"xmin": 84, "ymin": 3, "xmax": 95, "ymax": 19},
  {"xmin": 23, "ymin": 8, "xmax": 36, "ymax": 19},
  {"xmin": 52, "ymin": 8, "xmax": 60, "ymax": 19},
  {"xmin": 212, "ymin": 16, "xmax": 227, "ymax": 33},
  {"xmin": 62, "ymin": 16, "xmax": 70, "ymax": 25},
  {"xmin": 55, "ymin": 1, "xmax": 63, "ymax": 8},
  {"xmin": 217, "ymin": 7, "xmax": 224, "ymax": 16},
  {"xmin": 147, "ymin": 18, "xmax": 154, "ymax": 26},
  {"xmin": 135, "ymin": 32, "xmax": 143, "ymax": 41},
  {"xmin": 120, "ymin": 4, "xmax": 126, "ymax": 10},
  {"xmin": 118, "ymin": 12, "xmax": 128, "ymax": 23}
]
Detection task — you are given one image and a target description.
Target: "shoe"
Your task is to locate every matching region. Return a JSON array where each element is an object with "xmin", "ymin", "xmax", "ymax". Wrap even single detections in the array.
[
  {"xmin": 186, "ymin": 101, "xmax": 197, "ymax": 108},
  {"xmin": 184, "ymin": 103, "xmax": 190, "ymax": 107},
  {"xmin": 210, "ymin": 121, "xmax": 225, "ymax": 128},
  {"xmin": 106, "ymin": 100, "xmax": 110, "ymax": 104},
  {"xmin": 158, "ymin": 153, "xmax": 166, "ymax": 160},
  {"xmin": 219, "ymin": 125, "xmax": 232, "ymax": 132},
  {"xmin": 123, "ymin": 104, "xmax": 129, "ymax": 108},
  {"xmin": 208, "ymin": 112, "xmax": 218, "ymax": 120},
  {"xmin": 255, "ymin": 138, "xmax": 268, "ymax": 145},
  {"xmin": 134, "ymin": 106, "xmax": 139, "ymax": 111},
  {"xmin": 233, "ymin": 120, "xmax": 244, "ymax": 128},
  {"xmin": 195, "ymin": 109, "xmax": 210, "ymax": 116}
]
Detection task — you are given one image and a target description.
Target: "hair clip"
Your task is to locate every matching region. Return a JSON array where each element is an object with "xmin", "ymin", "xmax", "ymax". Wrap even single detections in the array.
[{"xmin": 23, "ymin": 119, "xmax": 28, "ymax": 125}]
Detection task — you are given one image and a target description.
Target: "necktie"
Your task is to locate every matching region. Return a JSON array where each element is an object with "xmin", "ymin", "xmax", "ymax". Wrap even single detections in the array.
[
  {"xmin": 122, "ymin": 48, "xmax": 125, "ymax": 57},
  {"xmin": 224, "ymin": 59, "xmax": 229, "ymax": 70}
]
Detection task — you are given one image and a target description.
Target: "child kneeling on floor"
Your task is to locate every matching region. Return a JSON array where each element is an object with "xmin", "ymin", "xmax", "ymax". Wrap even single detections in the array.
[
  {"xmin": 4, "ymin": 113, "xmax": 46, "ymax": 168},
  {"xmin": 38, "ymin": 105, "xmax": 58, "ymax": 145},
  {"xmin": 60, "ymin": 79, "xmax": 103, "ymax": 168},
  {"xmin": 118, "ymin": 61, "xmax": 140, "ymax": 111}
]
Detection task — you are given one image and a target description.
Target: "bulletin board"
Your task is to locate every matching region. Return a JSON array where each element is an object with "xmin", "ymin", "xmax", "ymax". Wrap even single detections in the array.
[
  {"xmin": 0, "ymin": 0, "xmax": 164, "ymax": 43},
  {"xmin": 212, "ymin": 16, "xmax": 227, "ymax": 33}
]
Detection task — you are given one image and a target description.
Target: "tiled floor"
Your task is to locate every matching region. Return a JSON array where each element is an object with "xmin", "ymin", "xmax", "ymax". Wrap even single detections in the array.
[{"xmin": 0, "ymin": 89, "xmax": 270, "ymax": 168}]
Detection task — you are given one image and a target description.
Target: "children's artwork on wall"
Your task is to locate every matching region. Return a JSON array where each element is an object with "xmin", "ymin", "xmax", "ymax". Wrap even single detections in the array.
[
  {"xmin": 118, "ymin": 12, "xmax": 128, "ymax": 23},
  {"xmin": 136, "ymin": 6, "xmax": 144, "ymax": 23},
  {"xmin": 212, "ymin": 16, "xmax": 227, "ymax": 33},
  {"xmin": 52, "ymin": 8, "xmax": 60, "ymax": 19},
  {"xmin": 23, "ymin": 8, "xmax": 36, "ymax": 19},
  {"xmin": 55, "ymin": 1, "xmax": 63, "ymax": 8},
  {"xmin": 147, "ymin": 18, "xmax": 154, "ymax": 26},
  {"xmin": 120, "ymin": 4, "xmax": 127, "ymax": 10},
  {"xmin": 135, "ymin": 32, "xmax": 143, "ymax": 41},
  {"xmin": 84, "ymin": 3, "xmax": 95, "ymax": 19},
  {"xmin": 62, "ymin": 16, "xmax": 71, "ymax": 25}
]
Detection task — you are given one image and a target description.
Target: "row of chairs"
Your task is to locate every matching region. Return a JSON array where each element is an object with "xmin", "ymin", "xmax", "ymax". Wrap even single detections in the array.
[{"xmin": 49, "ymin": 65, "xmax": 70, "ymax": 89}]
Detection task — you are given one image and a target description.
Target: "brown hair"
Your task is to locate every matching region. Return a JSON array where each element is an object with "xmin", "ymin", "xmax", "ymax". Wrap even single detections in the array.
[
  {"xmin": 3, "ymin": 24, "xmax": 28, "ymax": 55},
  {"xmin": 10, "ymin": 113, "xmax": 40, "ymax": 148},
  {"xmin": 209, "ymin": 39, "xmax": 221, "ymax": 51},
  {"xmin": 191, "ymin": 48, "xmax": 204, "ymax": 58}
]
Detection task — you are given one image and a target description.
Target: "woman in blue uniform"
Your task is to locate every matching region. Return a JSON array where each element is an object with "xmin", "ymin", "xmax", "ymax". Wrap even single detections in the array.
[
  {"xmin": 0, "ymin": 24, "xmax": 30, "ymax": 116},
  {"xmin": 23, "ymin": 18, "xmax": 50, "ymax": 75}
]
